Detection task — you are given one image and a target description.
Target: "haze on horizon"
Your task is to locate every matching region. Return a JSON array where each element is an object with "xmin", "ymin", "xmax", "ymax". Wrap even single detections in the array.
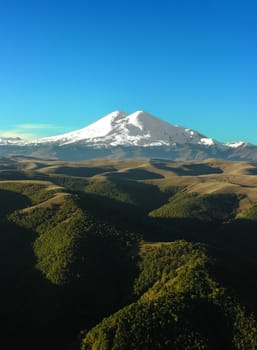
[{"xmin": 0, "ymin": 0, "xmax": 256, "ymax": 143}]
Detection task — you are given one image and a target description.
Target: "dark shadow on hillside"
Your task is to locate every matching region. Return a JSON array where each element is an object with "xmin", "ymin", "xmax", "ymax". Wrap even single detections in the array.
[
  {"xmin": 246, "ymin": 167, "xmax": 257, "ymax": 175},
  {"xmin": 50, "ymin": 174, "xmax": 88, "ymax": 191},
  {"xmin": 109, "ymin": 168, "xmax": 164, "ymax": 180},
  {"xmin": 74, "ymin": 190, "xmax": 170, "ymax": 246},
  {"xmin": 145, "ymin": 216, "xmax": 221, "ymax": 242},
  {"xmin": 0, "ymin": 210, "xmax": 140, "ymax": 350},
  {"xmin": 52, "ymin": 165, "xmax": 117, "ymax": 177},
  {"xmin": 183, "ymin": 298, "xmax": 233, "ymax": 349},
  {"xmin": 0, "ymin": 164, "xmax": 17, "ymax": 170},
  {"xmin": 144, "ymin": 216, "xmax": 257, "ymax": 314},
  {"xmin": 0, "ymin": 157, "xmax": 16, "ymax": 163},
  {"xmin": 210, "ymin": 247, "xmax": 257, "ymax": 315},
  {"xmin": 105, "ymin": 175, "xmax": 169, "ymax": 211},
  {"xmin": 75, "ymin": 186, "xmax": 246, "ymax": 249},
  {"xmin": 76, "ymin": 191, "xmax": 144, "ymax": 228},
  {"xmin": 146, "ymin": 216, "xmax": 257, "ymax": 261},
  {"xmin": 0, "ymin": 189, "xmax": 32, "ymax": 216},
  {"xmin": 151, "ymin": 160, "xmax": 223, "ymax": 176},
  {"xmin": 0, "ymin": 170, "xmax": 30, "ymax": 180},
  {"xmin": 0, "ymin": 220, "xmax": 42, "ymax": 349}
]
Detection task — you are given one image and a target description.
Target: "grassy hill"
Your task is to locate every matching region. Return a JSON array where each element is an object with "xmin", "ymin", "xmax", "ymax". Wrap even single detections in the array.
[{"xmin": 1, "ymin": 156, "xmax": 257, "ymax": 349}]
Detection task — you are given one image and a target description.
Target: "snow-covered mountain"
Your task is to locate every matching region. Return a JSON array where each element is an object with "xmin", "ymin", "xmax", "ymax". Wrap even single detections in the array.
[
  {"xmin": 28, "ymin": 110, "xmax": 220, "ymax": 148},
  {"xmin": 225, "ymin": 141, "xmax": 249, "ymax": 148},
  {"xmin": 0, "ymin": 110, "xmax": 256, "ymax": 161}
]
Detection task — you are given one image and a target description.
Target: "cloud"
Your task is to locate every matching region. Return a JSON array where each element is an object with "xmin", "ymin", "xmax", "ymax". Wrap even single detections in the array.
[
  {"xmin": 0, "ymin": 123, "xmax": 69, "ymax": 140},
  {"xmin": 0, "ymin": 130, "xmax": 36, "ymax": 140},
  {"xmin": 16, "ymin": 123, "xmax": 65, "ymax": 130}
]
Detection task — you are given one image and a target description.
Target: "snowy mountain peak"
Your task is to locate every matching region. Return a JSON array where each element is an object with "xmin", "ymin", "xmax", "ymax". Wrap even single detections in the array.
[
  {"xmin": 225, "ymin": 141, "xmax": 248, "ymax": 148},
  {"xmin": 34, "ymin": 110, "xmax": 128, "ymax": 145},
  {"xmin": 28, "ymin": 110, "xmax": 209, "ymax": 147},
  {"xmin": 1, "ymin": 110, "xmax": 257, "ymax": 162},
  {"xmin": 100, "ymin": 110, "xmax": 128, "ymax": 122},
  {"xmin": 128, "ymin": 110, "xmax": 151, "ymax": 120},
  {"xmin": 127, "ymin": 110, "xmax": 163, "ymax": 126}
]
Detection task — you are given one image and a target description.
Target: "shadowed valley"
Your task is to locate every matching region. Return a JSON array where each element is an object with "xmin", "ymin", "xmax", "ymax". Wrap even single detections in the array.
[{"xmin": 1, "ymin": 156, "xmax": 257, "ymax": 349}]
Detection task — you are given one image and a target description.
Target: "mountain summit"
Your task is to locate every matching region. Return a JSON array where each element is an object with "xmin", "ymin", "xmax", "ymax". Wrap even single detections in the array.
[
  {"xmin": 0, "ymin": 110, "xmax": 256, "ymax": 161},
  {"xmin": 31, "ymin": 110, "xmax": 212, "ymax": 147}
]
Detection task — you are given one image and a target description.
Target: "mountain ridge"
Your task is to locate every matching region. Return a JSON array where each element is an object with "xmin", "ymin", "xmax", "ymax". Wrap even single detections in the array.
[
  {"xmin": 0, "ymin": 110, "xmax": 256, "ymax": 161},
  {"xmin": 26, "ymin": 110, "xmax": 210, "ymax": 147}
]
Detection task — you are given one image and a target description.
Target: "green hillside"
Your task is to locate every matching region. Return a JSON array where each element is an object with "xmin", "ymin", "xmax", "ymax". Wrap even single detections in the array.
[
  {"xmin": 1, "ymin": 157, "xmax": 257, "ymax": 349},
  {"xmin": 149, "ymin": 192, "xmax": 238, "ymax": 221},
  {"xmin": 81, "ymin": 242, "xmax": 257, "ymax": 350}
]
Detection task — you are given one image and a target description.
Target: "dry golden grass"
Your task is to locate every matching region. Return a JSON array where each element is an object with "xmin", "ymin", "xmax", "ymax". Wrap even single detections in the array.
[
  {"xmin": 0, "ymin": 178, "xmax": 67, "ymax": 212},
  {"xmin": 20, "ymin": 192, "xmax": 71, "ymax": 213},
  {"xmin": 2, "ymin": 157, "xmax": 257, "ymax": 215}
]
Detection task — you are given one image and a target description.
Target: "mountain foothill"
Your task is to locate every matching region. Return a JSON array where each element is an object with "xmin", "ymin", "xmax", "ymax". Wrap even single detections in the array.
[{"xmin": 1, "ymin": 155, "xmax": 257, "ymax": 349}]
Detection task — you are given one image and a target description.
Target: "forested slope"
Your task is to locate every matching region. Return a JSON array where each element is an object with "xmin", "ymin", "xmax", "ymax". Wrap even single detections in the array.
[{"xmin": 1, "ymin": 157, "xmax": 257, "ymax": 349}]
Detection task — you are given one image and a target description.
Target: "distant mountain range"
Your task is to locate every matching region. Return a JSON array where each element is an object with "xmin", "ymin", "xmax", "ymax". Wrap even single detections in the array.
[{"xmin": 0, "ymin": 110, "xmax": 256, "ymax": 161}]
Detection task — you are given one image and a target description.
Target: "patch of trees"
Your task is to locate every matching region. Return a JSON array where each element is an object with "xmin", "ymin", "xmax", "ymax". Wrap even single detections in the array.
[
  {"xmin": 1, "ymin": 177, "xmax": 257, "ymax": 350},
  {"xmin": 149, "ymin": 192, "xmax": 238, "ymax": 222},
  {"xmin": 0, "ymin": 182, "xmax": 56, "ymax": 204},
  {"xmin": 81, "ymin": 241, "xmax": 257, "ymax": 350}
]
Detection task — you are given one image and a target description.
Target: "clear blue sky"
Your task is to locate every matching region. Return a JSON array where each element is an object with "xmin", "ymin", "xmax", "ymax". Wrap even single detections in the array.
[{"xmin": 0, "ymin": 0, "xmax": 256, "ymax": 143}]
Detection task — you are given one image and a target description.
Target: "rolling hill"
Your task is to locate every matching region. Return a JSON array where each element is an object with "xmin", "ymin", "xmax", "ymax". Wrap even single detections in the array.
[{"xmin": 1, "ymin": 156, "xmax": 257, "ymax": 349}]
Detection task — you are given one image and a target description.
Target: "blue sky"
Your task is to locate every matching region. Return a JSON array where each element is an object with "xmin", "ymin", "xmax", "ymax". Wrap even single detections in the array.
[{"xmin": 0, "ymin": 0, "xmax": 256, "ymax": 143}]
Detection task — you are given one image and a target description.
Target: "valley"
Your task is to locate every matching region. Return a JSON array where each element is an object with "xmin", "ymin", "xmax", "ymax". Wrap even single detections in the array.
[{"xmin": 1, "ymin": 156, "xmax": 257, "ymax": 349}]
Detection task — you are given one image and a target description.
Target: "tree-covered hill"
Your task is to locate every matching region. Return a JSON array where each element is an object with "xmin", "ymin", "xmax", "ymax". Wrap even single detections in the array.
[
  {"xmin": 81, "ymin": 241, "xmax": 257, "ymax": 350},
  {"xmin": 1, "ymin": 157, "xmax": 257, "ymax": 349}
]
